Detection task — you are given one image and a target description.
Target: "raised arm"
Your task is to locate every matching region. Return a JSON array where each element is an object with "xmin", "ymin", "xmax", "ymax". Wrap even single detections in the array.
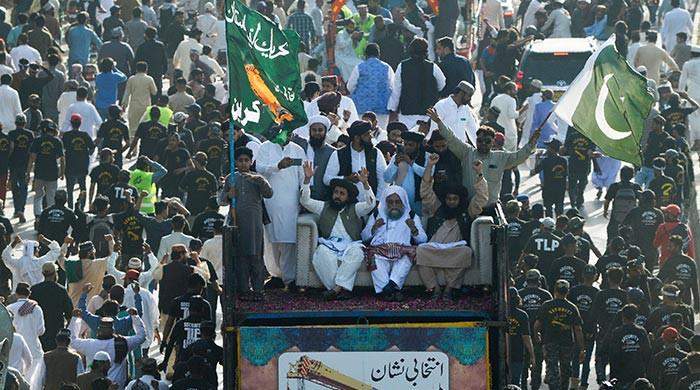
[
  {"xmin": 468, "ymin": 161, "xmax": 488, "ymax": 218},
  {"xmin": 420, "ymin": 153, "xmax": 441, "ymax": 217},
  {"xmin": 300, "ymin": 161, "xmax": 325, "ymax": 215},
  {"xmin": 355, "ymin": 168, "xmax": 376, "ymax": 217},
  {"xmin": 426, "ymin": 107, "xmax": 469, "ymax": 160}
]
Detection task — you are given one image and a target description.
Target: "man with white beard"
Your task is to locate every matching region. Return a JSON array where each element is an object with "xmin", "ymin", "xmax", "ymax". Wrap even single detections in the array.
[
  {"xmin": 362, "ymin": 186, "xmax": 427, "ymax": 301},
  {"xmin": 678, "ymin": 46, "xmax": 700, "ymax": 149},
  {"xmin": 257, "ymin": 133, "xmax": 306, "ymax": 291}
]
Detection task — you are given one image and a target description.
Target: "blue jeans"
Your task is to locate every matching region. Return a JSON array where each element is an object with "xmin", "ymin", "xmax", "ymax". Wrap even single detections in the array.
[{"xmin": 635, "ymin": 166, "xmax": 654, "ymax": 189}]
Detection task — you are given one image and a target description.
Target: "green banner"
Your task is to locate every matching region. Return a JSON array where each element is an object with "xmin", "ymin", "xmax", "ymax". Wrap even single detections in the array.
[{"xmin": 224, "ymin": 0, "xmax": 308, "ymax": 143}]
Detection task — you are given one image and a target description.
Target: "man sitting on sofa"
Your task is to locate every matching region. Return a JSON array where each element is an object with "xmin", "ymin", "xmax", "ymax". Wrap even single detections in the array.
[
  {"xmin": 300, "ymin": 162, "xmax": 376, "ymax": 300},
  {"xmin": 362, "ymin": 185, "xmax": 427, "ymax": 301},
  {"xmin": 417, "ymin": 153, "xmax": 488, "ymax": 300}
]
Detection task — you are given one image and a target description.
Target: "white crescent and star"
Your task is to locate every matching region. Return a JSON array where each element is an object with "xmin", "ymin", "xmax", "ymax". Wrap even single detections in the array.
[{"xmin": 595, "ymin": 73, "xmax": 632, "ymax": 140}]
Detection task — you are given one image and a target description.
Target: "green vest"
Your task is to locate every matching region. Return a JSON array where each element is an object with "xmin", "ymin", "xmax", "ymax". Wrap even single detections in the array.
[
  {"xmin": 318, "ymin": 203, "xmax": 363, "ymax": 241},
  {"xmin": 129, "ymin": 169, "xmax": 157, "ymax": 214}
]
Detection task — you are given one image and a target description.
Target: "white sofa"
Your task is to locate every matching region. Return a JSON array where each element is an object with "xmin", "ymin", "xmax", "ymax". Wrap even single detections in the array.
[{"xmin": 294, "ymin": 213, "xmax": 495, "ymax": 288}]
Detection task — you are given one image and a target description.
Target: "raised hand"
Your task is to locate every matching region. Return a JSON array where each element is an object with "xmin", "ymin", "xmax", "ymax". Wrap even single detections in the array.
[
  {"xmin": 472, "ymin": 160, "xmax": 483, "ymax": 175},
  {"xmin": 358, "ymin": 167, "xmax": 369, "ymax": 185},
  {"xmin": 427, "ymin": 153, "xmax": 439, "ymax": 166},
  {"xmin": 303, "ymin": 160, "xmax": 315, "ymax": 182},
  {"xmin": 425, "ymin": 107, "xmax": 441, "ymax": 124},
  {"xmin": 372, "ymin": 218, "xmax": 385, "ymax": 233}
]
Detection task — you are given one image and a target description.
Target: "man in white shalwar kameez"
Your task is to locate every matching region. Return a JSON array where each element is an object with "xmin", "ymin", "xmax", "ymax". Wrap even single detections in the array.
[
  {"xmin": 362, "ymin": 186, "xmax": 427, "ymax": 301},
  {"xmin": 334, "ymin": 22, "xmax": 362, "ymax": 82},
  {"xmin": 257, "ymin": 139, "xmax": 306, "ymax": 290},
  {"xmin": 123, "ymin": 279, "xmax": 159, "ymax": 355},
  {"xmin": 7, "ymin": 283, "xmax": 45, "ymax": 376},
  {"xmin": 172, "ymin": 32, "xmax": 203, "ymax": 79},
  {"xmin": 300, "ymin": 162, "xmax": 375, "ymax": 299},
  {"xmin": 490, "ymin": 82, "xmax": 520, "ymax": 152},
  {"xmin": 195, "ymin": 3, "xmax": 218, "ymax": 49},
  {"xmin": 2, "ymin": 235, "xmax": 61, "ymax": 287},
  {"xmin": 661, "ymin": 0, "xmax": 693, "ymax": 53},
  {"xmin": 678, "ymin": 47, "xmax": 700, "ymax": 147},
  {"xmin": 518, "ymin": 80, "xmax": 543, "ymax": 149}
]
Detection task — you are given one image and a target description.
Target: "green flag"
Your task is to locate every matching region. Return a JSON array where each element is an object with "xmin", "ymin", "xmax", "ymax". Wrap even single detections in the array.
[
  {"xmin": 554, "ymin": 38, "xmax": 655, "ymax": 166},
  {"xmin": 224, "ymin": 0, "xmax": 307, "ymax": 143}
]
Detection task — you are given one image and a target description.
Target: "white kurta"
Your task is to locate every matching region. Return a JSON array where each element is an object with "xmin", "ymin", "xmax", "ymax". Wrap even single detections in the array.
[
  {"xmin": 519, "ymin": 92, "xmax": 542, "ymax": 148},
  {"xmin": 307, "ymin": 95, "xmax": 359, "ymax": 126},
  {"xmin": 8, "ymin": 333, "xmax": 32, "ymax": 378},
  {"xmin": 172, "ymin": 38, "xmax": 204, "ymax": 79},
  {"xmin": 522, "ymin": 0, "xmax": 544, "ymax": 32},
  {"xmin": 300, "ymin": 184, "xmax": 375, "ymax": 291},
  {"xmin": 679, "ymin": 58, "xmax": 700, "ymax": 143},
  {"xmin": 428, "ymin": 96, "xmax": 479, "ymax": 145},
  {"xmin": 57, "ymin": 91, "xmax": 77, "ymax": 131},
  {"xmin": 124, "ymin": 287, "xmax": 159, "ymax": 349},
  {"xmin": 360, "ymin": 186, "xmax": 427, "ymax": 293},
  {"xmin": 107, "ymin": 252, "xmax": 162, "ymax": 288},
  {"xmin": 200, "ymin": 234, "xmax": 223, "ymax": 281},
  {"xmin": 68, "ymin": 315, "xmax": 146, "ymax": 388},
  {"xmin": 2, "ymin": 241, "xmax": 61, "ymax": 287},
  {"xmin": 257, "ymin": 141, "xmax": 306, "ymax": 243},
  {"xmin": 661, "ymin": 8, "xmax": 693, "ymax": 53},
  {"xmin": 334, "ymin": 29, "xmax": 362, "ymax": 82},
  {"xmin": 7, "ymin": 299, "xmax": 44, "ymax": 374},
  {"xmin": 196, "ymin": 13, "xmax": 219, "ymax": 48},
  {"xmin": 490, "ymin": 93, "xmax": 519, "ymax": 151},
  {"xmin": 61, "ymin": 100, "xmax": 103, "ymax": 139},
  {"xmin": 0, "ymin": 84, "xmax": 22, "ymax": 133},
  {"xmin": 323, "ymin": 146, "xmax": 388, "ymax": 202}
]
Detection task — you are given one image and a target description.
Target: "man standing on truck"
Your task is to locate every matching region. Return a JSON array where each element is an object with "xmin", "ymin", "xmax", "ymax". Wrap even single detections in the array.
[{"xmin": 534, "ymin": 279, "xmax": 585, "ymax": 390}]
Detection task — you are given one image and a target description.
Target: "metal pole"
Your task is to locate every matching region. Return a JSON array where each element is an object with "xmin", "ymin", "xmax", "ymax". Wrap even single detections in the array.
[
  {"xmin": 223, "ymin": 121, "xmax": 238, "ymax": 389},
  {"xmin": 222, "ymin": 225, "xmax": 237, "ymax": 389}
]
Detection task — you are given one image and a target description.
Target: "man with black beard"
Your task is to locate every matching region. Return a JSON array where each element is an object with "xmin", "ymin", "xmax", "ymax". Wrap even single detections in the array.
[
  {"xmin": 300, "ymin": 162, "xmax": 375, "ymax": 300},
  {"xmin": 293, "ymin": 115, "xmax": 336, "ymax": 201},
  {"xmin": 417, "ymin": 154, "xmax": 487, "ymax": 300},
  {"xmin": 427, "ymin": 131, "xmax": 462, "ymax": 188},
  {"xmin": 324, "ymin": 120, "xmax": 387, "ymax": 201}
]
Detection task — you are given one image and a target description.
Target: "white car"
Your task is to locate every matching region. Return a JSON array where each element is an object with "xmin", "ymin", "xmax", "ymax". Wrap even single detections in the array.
[{"xmin": 517, "ymin": 37, "xmax": 597, "ymax": 100}]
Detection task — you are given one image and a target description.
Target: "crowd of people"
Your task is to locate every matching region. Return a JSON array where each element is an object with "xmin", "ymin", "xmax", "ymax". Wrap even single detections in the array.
[{"xmin": 0, "ymin": 0, "xmax": 691, "ymax": 388}]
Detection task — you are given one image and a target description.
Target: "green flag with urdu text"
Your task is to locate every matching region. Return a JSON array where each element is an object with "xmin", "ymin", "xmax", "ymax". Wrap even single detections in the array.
[{"xmin": 225, "ymin": 0, "xmax": 307, "ymax": 143}]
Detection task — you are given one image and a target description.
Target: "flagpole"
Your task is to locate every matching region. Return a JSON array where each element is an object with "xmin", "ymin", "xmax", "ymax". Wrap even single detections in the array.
[{"xmin": 222, "ymin": 120, "xmax": 238, "ymax": 389}]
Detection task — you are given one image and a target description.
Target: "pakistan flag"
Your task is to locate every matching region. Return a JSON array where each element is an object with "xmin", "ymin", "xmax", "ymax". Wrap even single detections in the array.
[
  {"xmin": 554, "ymin": 38, "xmax": 655, "ymax": 166},
  {"xmin": 224, "ymin": 0, "xmax": 307, "ymax": 143}
]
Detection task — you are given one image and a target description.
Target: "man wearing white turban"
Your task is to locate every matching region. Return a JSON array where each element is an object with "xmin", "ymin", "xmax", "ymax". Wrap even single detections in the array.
[
  {"xmin": 293, "ymin": 115, "xmax": 338, "ymax": 201},
  {"xmin": 361, "ymin": 185, "xmax": 427, "ymax": 301}
]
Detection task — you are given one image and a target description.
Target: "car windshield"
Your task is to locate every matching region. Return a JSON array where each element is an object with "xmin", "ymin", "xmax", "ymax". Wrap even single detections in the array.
[{"xmin": 521, "ymin": 51, "xmax": 591, "ymax": 86}]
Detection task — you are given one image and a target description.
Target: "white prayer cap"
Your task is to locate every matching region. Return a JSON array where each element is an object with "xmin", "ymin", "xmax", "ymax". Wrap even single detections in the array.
[
  {"xmin": 204, "ymin": 2, "xmax": 215, "ymax": 12},
  {"xmin": 127, "ymin": 258, "xmax": 143, "ymax": 270},
  {"xmin": 93, "ymin": 351, "xmax": 111, "ymax": 362},
  {"xmin": 308, "ymin": 115, "xmax": 331, "ymax": 130}
]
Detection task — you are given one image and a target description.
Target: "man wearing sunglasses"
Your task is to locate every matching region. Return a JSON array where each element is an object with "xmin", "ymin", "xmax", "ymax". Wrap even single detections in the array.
[{"xmin": 427, "ymin": 107, "xmax": 541, "ymax": 206}]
